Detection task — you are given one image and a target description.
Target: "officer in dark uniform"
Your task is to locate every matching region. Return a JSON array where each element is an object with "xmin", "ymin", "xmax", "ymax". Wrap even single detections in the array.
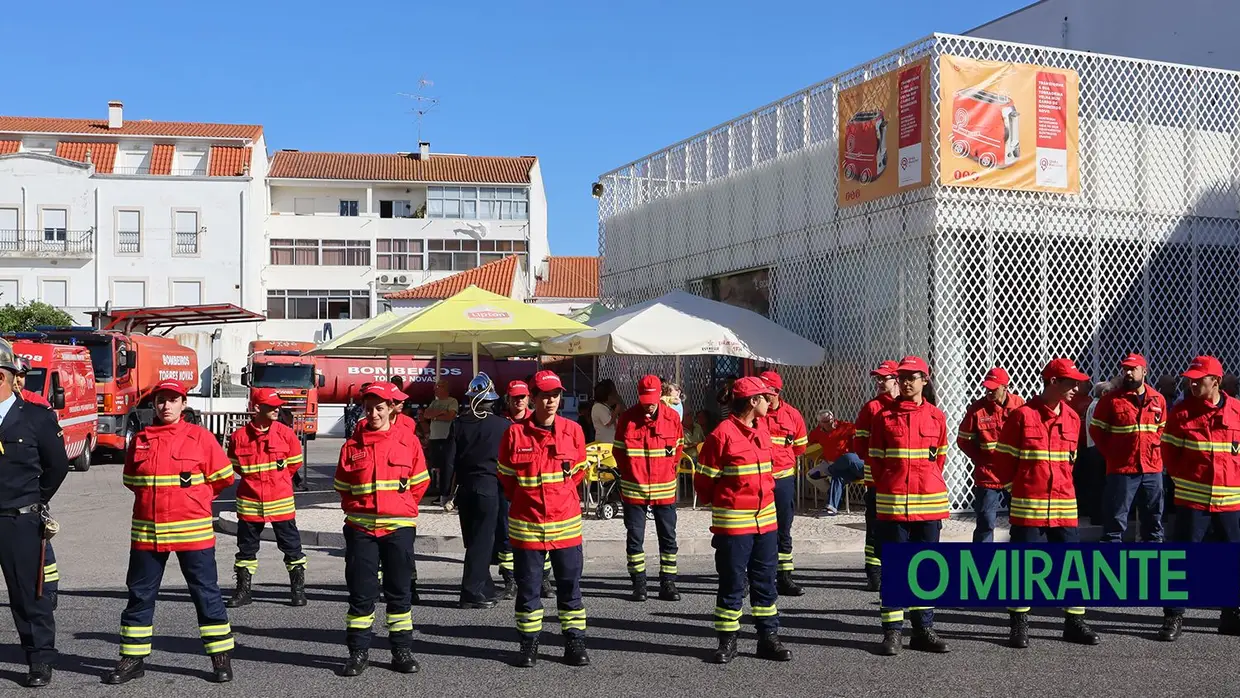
[
  {"xmin": 0, "ymin": 339, "xmax": 71, "ymax": 687},
  {"xmin": 14, "ymin": 358, "xmax": 61, "ymax": 612},
  {"xmin": 446, "ymin": 373, "xmax": 511, "ymax": 608}
]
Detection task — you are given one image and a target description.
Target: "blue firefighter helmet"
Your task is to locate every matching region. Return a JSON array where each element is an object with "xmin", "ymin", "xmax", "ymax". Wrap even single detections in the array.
[{"xmin": 465, "ymin": 372, "xmax": 500, "ymax": 401}]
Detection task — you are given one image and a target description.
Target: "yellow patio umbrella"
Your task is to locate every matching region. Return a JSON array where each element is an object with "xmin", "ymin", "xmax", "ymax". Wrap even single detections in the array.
[{"xmin": 361, "ymin": 285, "xmax": 589, "ymax": 374}]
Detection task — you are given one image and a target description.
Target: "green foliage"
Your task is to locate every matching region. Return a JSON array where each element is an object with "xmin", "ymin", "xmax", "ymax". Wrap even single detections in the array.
[{"xmin": 0, "ymin": 302, "xmax": 77, "ymax": 332}]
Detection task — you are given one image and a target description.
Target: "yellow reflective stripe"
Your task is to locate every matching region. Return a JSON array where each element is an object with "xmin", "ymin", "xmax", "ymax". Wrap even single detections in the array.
[
  {"xmin": 714, "ymin": 606, "xmax": 742, "ymax": 631},
  {"xmin": 346, "ymin": 613, "xmax": 375, "ymax": 629},
  {"xmin": 206, "ymin": 465, "xmax": 234, "ymax": 483},
  {"xmin": 618, "ymin": 447, "xmax": 679, "ymax": 457},
  {"xmin": 199, "ymin": 623, "xmax": 231, "ymax": 637},
  {"xmin": 387, "ymin": 611, "xmax": 413, "ymax": 632},
  {"xmin": 516, "ymin": 609, "xmax": 544, "ymax": 633},
  {"xmin": 122, "ymin": 473, "xmax": 206, "ymax": 487},
  {"xmin": 695, "ymin": 462, "xmax": 722, "ymax": 477},
  {"xmin": 1168, "ymin": 437, "xmax": 1237, "ymax": 453},
  {"xmin": 995, "ymin": 444, "xmax": 1073, "ymax": 461},
  {"xmin": 711, "ymin": 502, "xmax": 778, "ymax": 529},
  {"xmin": 854, "ymin": 429, "xmax": 870, "ymax": 437},
  {"xmin": 1171, "ymin": 478, "xmax": 1240, "ymax": 508},
  {"xmin": 1010, "ymin": 497, "xmax": 1079, "ymax": 520},
  {"xmin": 345, "ymin": 514, "xmax": 417, "ymax": 532},
  {"xmin": 869, "ymin": 447, "xmax": 946, "ymax": 459},
  {"xmin": 570, "ymin": 460, "xmax": 588, "ymax": 475},
  {"xmin": 1092, "ymin": 419, "xmax": 1162, "ymax": 434},
  {"xmin": 560, "ymin": 607, "xmax": 587, "ymax": 630},
  {"xmin": 508, "ymin": 515, "xmax": 583, "ymax": 543},
  {"xmin": 120, "ymin": 625, "xmax": 153, "ymax": 638},
  {"xmin": 620, "ymin": 479, "xmax": 678, "ymax": 498},
  {"xmin": 513, "ymin": 471, "xmax": 569, "ymax": 487},
  {"xmin": 131, "ymin": 517, "xmax": 214, "ymax": 532},
  {"xmin": 338, "ymin": 473, "xmax": 430, "ymax": 496},
  {"xmin": 874, "ymin": 492, "xmax": 950, "ymax": 516},
  {"xmin": 773, "ymin": 468, "xmax": 797, "ymax": 479},
  {"xmin": 497, "ymin": 463, "xmax": 517, "ymax": 477},
  {"xmin": 720, "ymin": 461, "xmax": 773, "ymax": 477},
  {"xmin": 237, "ymin": 496, "xmax": 296, "ymax": 517},
  {"xmin": 752, "ymin": 604, "xmax": 778, "ymax": 617},
  {"xmin": 958, "ymin": 431, "xmax": 979, "ymax": 441}
]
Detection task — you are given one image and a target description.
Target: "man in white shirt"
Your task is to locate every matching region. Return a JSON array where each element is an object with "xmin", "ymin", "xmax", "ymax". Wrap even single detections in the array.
[{"xmin": 422, "ymin": 380, "xmax": 459, "ymax": 506}]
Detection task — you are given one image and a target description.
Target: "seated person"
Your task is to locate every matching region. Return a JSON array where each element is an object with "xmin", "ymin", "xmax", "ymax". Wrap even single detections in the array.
[
  {"xmin": 805, "ymin": 410, "xmax": 862, "ymax": 516},
  {"xmin": 683, "ymin": 409, "xmax": 708, "ymax": 458}
]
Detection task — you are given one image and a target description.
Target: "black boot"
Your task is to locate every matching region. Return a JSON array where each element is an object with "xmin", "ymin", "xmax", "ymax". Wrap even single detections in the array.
[
  {"xmin": 910, "ymin": 627, "xmax": 950, "ymax": 653},
  {"xmin": 1158, "ymin": 613, "xmax": 1184, "ymax": 642},
  {"xmin": 342, "ymin": 649, "xmax": 369, "ymax": 677},
  {"xmin": 865, "ymin": 565, "xmax": 882, "ymax": 592},
  {"xmin": 711, "ymin": 632, "xmax": 738, "ymax": 664},
  {"xmin": 540, "ymin": 571, "xmax": 555, "ymax": 599},
  {"xmin": 659, "ymin": 577, "xmax": 681, "ymax": 602},
  {"xmin": 1220, "ymin": 609, "xmax": 1240, "ymax": 636},
  {"xmin": 1063, "ymin": 614, "xmax": 1100, "ymax": 645},
  {"xmin": 515, "ymin": 636, "xmax": 539, "ymax": 668},
  {"xmin": 103, "ymin": 657, "xmax": 145, "ymax": 685},
  {"xmin": 878, "ymin": 628, "xmax": 902, "ymax": 656},
  {"xmin": 630, "ymin": 573, "xmax": 648, "ymax": 602},
  {"xmin": 756, "ymin": 630, "xmax": 793, "ymax": 661},
  {"xmin": 777, "ymin": 570, "xmax": 804, "ymax": 597},
  {"xmin": 391, "ymin": 646, "xmax": 420, "ymax": 674},
  {"xmin": 564, "ymin": 635, "xmax": 590, "ymax": 667},
  {"xmin": 500, "ymin": 568, "xmax": 517, "ymax": 600},
  {"xmin": 210, "ymin": 652, "xmax": 233, "ymax": 683},
  {"xmin": 24, "ymin": 664, "xmax": 52, "ymax": 688},
  {"xmin": 1008, "ymin": 611, "xmax": 1029, "ymax": 649},
  {"xmin": 225, "ymin": 567, "xmax": 253, "ymax": 608},
  {"xmin": 289, "ymin": 566, "xmax": 307, "ymax": 607}
]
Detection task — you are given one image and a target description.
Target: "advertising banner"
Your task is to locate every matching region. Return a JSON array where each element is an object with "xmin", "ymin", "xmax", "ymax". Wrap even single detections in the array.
[
  {"xmin": 837, "ymin": 58, "xmax": 931, "ymax": 208},
  {"xmin": 938, "ymin": 55, "xmax": 1080, "ymax": 193}
]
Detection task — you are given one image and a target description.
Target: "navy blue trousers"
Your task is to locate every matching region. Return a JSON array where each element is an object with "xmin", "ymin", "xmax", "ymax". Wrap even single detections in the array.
[
  {"xmin": 879, "ymin": 520, "xmax": 941, "ymax": 629},
  {"xmin": 623, "ymin": 502, "xmax": 678, "ymax": 579},
  {"xmin": 119, "ymin": 548, "xmax": 232, "ymax": 657},
  {"xmin": 234, "ymin": 519, "xmax": 307, "ymax": 573},
  {"xmin": 972, "ymin": 487, "xmax": 1006, "ymax": 543},
  {"xmin": 712, "ymin": 531, "xmax": 779, "ymax": 633},
  {"xmin": 1101, "ymin": 472, "xmax": 1165, "ymax": 543},
  {"xmin": 864, "ymin": 487, "xmax": 882, "ymax": 568},
  {"xmin": 774, "ymin": 476, "xmax": 796, "ymax": 572},
  {"xmin": 1166, "ymin": 509, "xmax": 1240, "ymax": 616},
  {"xmin": 513, "ymin": 546, "xmax": 584, "ymax": 638},
  {"xmin": 0, "ymin": 513, "xmax": 56, "ymax": 664},
  {"xmin": 344, "ymin": 526, "xmax": 414, "ymax": 651}
]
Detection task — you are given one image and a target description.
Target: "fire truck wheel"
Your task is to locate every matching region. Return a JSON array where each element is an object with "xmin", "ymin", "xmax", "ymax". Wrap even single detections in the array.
[
  {"xmin": 979, "ymin": 152, "xmax": 997, "ymax": 169},
  {"xmin": 843, "ymin": 164, "xmax": 856, "ymax": 181},
  {"xmin": 73, "ymin": 444, "xmax": 91, "ymax": 472},
  {"xmin": 860, "ymin": 170, "xmax": 872, "ymax": 184},
  {"xmin": 952, "ymin": 140, "xmax": 969, "ymax": 158}
]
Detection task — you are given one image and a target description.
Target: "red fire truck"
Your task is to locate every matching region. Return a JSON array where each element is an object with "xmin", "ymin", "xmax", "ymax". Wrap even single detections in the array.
[
  {"xmin": 842, "ymin": 109, "xmax": 888, "ymax": 183},
  {"xmin": 950, "ymin": 87, "xmax": 1021, "ymax": 169},
  {"xmin": 243, "ymin": 340, "xmax": 323, "ymax": 438},
  {"xmin": 9, "ymin": 338, "xmax": 99, "ymax": 471}
]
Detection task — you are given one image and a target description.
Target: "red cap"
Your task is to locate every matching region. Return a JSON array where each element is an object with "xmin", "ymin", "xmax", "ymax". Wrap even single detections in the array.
[
  {"xmin": 731, "ymin": 376, "xmax": 775, "ymax": 399},
  {"xmin": 152, "ymin": 380, "xmax": 187, "ymax": 398},
  {"xmin": 981, "ymin": 367, "xmax": 1010, "ymax": 391},
  {"xmin": 252, "ymin": 388, "xmax": 284, "ymax": 408},
  {"xmin": 896, "ymin": 356, "xmax": 930, "ymax": 376},
  {"xmin": 507, "ymin": 380, "xmax": 530, "ymax": 397},
  {"xmin": 870, "ymin": 360, "xmax": 899, "ymax": 378},
  {"xmin": 759, "ymin": 371, "xmax": 783, "ymax": 392},
  {"xmin": 637, "ymin": 375, "xmax": 662, "ymax": 405},
  {"xmin": 1042, "ymin": 358, "xmax": 1090, "ymax": 382},
  {"xmin": 363, "ymin": 381, "xmax": 407, "ymax": 402},
  {"xmin": 1183, "ymin": 355, "xmax": 1224, "ymax": 380},
  {"xmin": 1120, "ymin": 353, "xmax": 1148, "ymax": 369},
  {"xmin": 532, "ymin": 370, "xmax": 563, "ymax": 394}
]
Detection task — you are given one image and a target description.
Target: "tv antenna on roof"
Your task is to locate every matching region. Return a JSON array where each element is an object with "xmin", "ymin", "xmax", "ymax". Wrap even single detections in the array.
[{"xmin": 397, "ymin": 77, "xmax": 439, "ymax": 143}]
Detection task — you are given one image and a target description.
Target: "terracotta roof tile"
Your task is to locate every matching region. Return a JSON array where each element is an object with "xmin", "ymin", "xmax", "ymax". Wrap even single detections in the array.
[
  {"xmin": 0, "ymin": 116, "xmax": 261, "ymax": 140},
  {"xmin": 269, "ymin": 151, "xmax": 535, "ymax": 183},
  {"xmin": 149, "ymin": 144, "xmax": 173, "ymax": 175},
  {"xmin": 208, "ymin": 145, "xmax": 251, "ymax": 176},
  {"xmin": 55, "ymin": 141, "xmax": 117, "ymax": 173},
  {"xmin": 385, "ymin": 255, "xmax": 520, "ymax": 300},
  {"xmin": 534, "ymin": 256, "xmax": 599, "ymax": 299},
  {"xmin": 0, "ymin": 140, "xmax": 18, "ymax": 154}
]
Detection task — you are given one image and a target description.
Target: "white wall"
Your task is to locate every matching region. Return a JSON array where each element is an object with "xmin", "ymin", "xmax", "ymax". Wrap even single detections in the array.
[
  {"xmin": 527, "ymin": 160, "xmax": 549, "ymax": 296},
  {"xmin": 967, "ymin": 0, "xmax": 1240, "ymax": 71}
]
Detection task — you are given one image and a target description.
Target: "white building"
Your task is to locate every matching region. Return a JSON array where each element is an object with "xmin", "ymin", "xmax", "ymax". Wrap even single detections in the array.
[
  {"xmin": 0, "ymin": 102, "xmax": 268, "ymax": 380},
  {"xmin": 260, "ymin": 146, "xmax": 549, "ymax": 343}
]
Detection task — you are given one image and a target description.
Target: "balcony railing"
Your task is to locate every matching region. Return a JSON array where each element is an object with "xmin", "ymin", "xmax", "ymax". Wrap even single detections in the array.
[
  {"xmin": 0, "ymin": 229, "xmax": 94, "ymax": 258},
  {"xmin": 175, "ymin": 227, "xmax": 204, "ymax": 255},
  {"xmin": 111, "ymin": 166, "xmax": 211, "ymax": 177}
]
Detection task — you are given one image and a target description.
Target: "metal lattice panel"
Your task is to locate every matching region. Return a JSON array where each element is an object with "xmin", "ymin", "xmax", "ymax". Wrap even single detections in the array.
[{"xmin": 596, "ymin": 33, "xmax": 1240, "ymax": 511}]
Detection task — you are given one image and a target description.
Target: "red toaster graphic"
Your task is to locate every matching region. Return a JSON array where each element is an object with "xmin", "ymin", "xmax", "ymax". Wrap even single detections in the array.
[
  {"xmin": 842, "ymin": 109, "xmax": 888, "ymax": 183},
  {"xmin": 950, "ymin": 87, "xmax": 1020, "ymax": 169}
]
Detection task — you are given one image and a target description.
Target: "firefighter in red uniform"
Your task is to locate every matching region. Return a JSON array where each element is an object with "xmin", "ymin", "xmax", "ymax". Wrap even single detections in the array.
[
  {"xmin": 498, "ymin": 370, "xmax": 589, "ymax": 668},
  {"xmin": 225, "ymin": 388, "xmax": 308, "ymax": 608},
  {"xmin": 334, "ymin": 381, "xmax": 430, "ymax": 676},
  {"xmin": 994, "ymin": 358, "xmax": 1100, "ymax": 648},
  {"xmin": 957, "ymin": 367, "xmax": 1024, "ymax": 543},
  {"xmin": 695, "ymin": 376, "xmax": 792, "ymax": 665},
  {"xmin": 490, "ymin": 380, "xmax": 531, "ymax": 600},
  {"xmin": 853, "ymin": 360, "xmax": 900, "ymax": 592},
  {"xmin": 613, "ymin": 375, "xmax": 684, "ymax": 602},
  {"xmin": 1089, "ymin": 353, "xmax": 1167, "ymax": 543},
  {"xmin": 13, "ymin": 359, "xmax": 59, "ymax": 611},
  {"xmin": 1158, "ymin": 355, "xmax": 1240, "ymax": 641},
  {"xmin": 106, "ymin": 380, "xmax": 236, "ymax": 685},
  {"xmin": 15, "ymin": 359, "xmax": 50, "ymax": 408},
  {"xmin": 869, "ymin": 356, "xmax": 950, "ymax": 656},
  {"xmin": 759, "ymin": 371, "xmax": 808, "ymax": 596}
]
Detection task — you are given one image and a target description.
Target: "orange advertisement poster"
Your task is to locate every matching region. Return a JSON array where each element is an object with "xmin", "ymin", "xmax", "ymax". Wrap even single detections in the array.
[
  {"xmin": 837, "ymin": 58, "xmax": 931, "ymax": 208},
  {"xmin": 939, "ymin": 55, "xmax": 1080, "ymax": 193}
]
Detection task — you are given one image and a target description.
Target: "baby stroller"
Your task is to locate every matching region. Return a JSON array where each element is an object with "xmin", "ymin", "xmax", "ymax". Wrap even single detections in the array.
[{"xmin": 584, "ymin": 443, "xmax": 624, "ymax": 520}]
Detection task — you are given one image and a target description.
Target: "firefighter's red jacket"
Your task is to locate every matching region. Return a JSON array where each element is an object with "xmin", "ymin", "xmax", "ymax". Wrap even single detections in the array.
[
  {"xmin": 229, "ymin": 420, "xmax": 304, "ymax": 523},
  {"xmin": 764, "ymin": 401, "xmax": 808, "ymax": 480},
  {"xmin": 957, "ymin": 393, "xmax": 1026, "ymax": 489},
  {"xmin": 498, "ymin": 417, "xmax": 588, "ymax": 550},
  {"xmin": 612, "ymin": 403, "xmax": 683, "ymax": 506},
  {"xmin": 868, "ymin": 399, "xmax": 949, "ymax": 521},
  {"xmin": 994, "ymin": 396, "xmax": 1081, "ymax": 527},
  {"xmin": 695, "ymin": 415, "xmax": 778, "ymax": 535},
  {"xmin": 1088, "ymin": 387, "xmax": 1167, "ymax": 475},
  {"xmin": 124, "ymin": 420, "xmax": 234, "ymax": 552},
  {"xmin": 1160, "ymin": 394, "xmax": 1240, "ymax": 512},
  {"xmin": 334, "ymin": 422, "xmax": 430, "ymax": 536},
  {"xmin": 20, "ymin": 389, "xmax": 50, "ymax": 408},
  {"xmin": 854, "ymin": 394, "xmax": 896, "ymax": 487}
]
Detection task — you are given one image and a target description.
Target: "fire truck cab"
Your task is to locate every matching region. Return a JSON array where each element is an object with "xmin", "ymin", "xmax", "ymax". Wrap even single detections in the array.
[
  {"xmin": 950, "ymin": 87, "xmax": 1021, "ymax": 169},
  {"xmin": 843, "ymin": 109, "xmax": 888, "ymax": 183},
  {"xmin": 242, "ymin": 340, "xmax": 323, "ymax": 439}
]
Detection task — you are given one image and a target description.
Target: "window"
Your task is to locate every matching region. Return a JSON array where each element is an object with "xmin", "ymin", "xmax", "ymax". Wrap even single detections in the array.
[
  {"xmin": 175, "ymin": 149, "xmax": 207, "ymax": 176},
  {"xmin": 423, "ymin": 238, "xmax": 527, "ymax": 271},
  {"xmin": 113, "ymin": 280, "xmax": 146, "ymax": 307},
  {"xmin": 120, "ymin": 149, "xmax": 151, "ymax": 175},
  {"xmin": 40, "ymin": 280, "xmax": 67, "ymax": 307},
  {"xmin": 23, "ymin": 141, "xmax": 54, "ymax": 156},
  {"xmin": 321, "ymin": 239, "xmax": 371, "ymax": 266},
  {"xmin": 379, "ymin": 200, "xmax": 413, "ymax": 219},
  {"xmin": 175, "ymin": 211, "xmax": 199, "ymax": 254},
  {"xmin": 339, "ymin": 200, "xmax": 359, "ymax": 217},
  {"xmin": 0, "ymin": 208, "xmax": 17, "ymax": 252},
  {"xmin": 294, "ymin": 198, "xmax": 316, "ymax": 216},
  {"xmin": 0, "ymin": 280, "xmax": 17, "ymax": 305},
  {"xmin": 42, "ymin": 209, "xmax": 67, "ymax": 242},
  {"xmin": 171, "ymin": 280, "xmax": 202, "ymax": 305},
  {"xmin": 428, "ymin": 186, "xmax": 529, "ymax": 220},
  {"xmin": 117, "ymin": 210, "xmax": 141, "ymax": 253},
  {"xmin": 266, "ymin": 289, "xmax": 370, "ymax": 321},
  {"xmin": 376, "ymin": 239, "xmax": 424, "ymax": 270}
]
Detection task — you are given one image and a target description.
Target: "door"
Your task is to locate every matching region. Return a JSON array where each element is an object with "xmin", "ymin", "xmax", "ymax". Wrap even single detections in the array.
[
  {"xmin": 40, "ymin": 280, "xmax": 68, "ymax": 308},
  {"xmin": 0, "ymin": 208, "xmax": 17, "ymax": 251}
]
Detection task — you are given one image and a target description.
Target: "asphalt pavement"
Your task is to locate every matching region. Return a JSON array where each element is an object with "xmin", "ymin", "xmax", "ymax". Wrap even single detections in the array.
[{"xmin": 2, "ymin": 444, "xmax": 1237, "ymax": 696}]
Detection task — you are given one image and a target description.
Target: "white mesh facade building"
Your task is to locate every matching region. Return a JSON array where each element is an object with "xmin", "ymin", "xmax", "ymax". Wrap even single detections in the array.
[{"xmin": 595, "ymin": 33, "xmax": 1240, "ymax": 511}]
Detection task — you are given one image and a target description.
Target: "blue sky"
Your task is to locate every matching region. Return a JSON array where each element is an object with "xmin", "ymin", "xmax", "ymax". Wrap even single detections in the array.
[{"xmin": 5, "ymin": 0, "xmax": 1029, "ymax": 257}]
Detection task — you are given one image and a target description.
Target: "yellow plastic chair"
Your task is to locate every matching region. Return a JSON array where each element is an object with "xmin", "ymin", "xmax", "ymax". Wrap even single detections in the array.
[{"xmin": 676, "ymin": 453, "xmax": 698, "ymax": 509}]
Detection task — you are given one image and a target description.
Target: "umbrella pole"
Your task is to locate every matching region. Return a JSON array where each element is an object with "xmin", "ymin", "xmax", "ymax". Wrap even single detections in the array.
[
  {"xmin": 435, "ymin": 346, "xmax": 442, "ymax": 379},
  {"xmin": 385, "ymin": 353, "xmax": 391, "ymax": 381},
  {"xmin": 471, "ymin": 340, "xmax": 479, "ymax": 377}
]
